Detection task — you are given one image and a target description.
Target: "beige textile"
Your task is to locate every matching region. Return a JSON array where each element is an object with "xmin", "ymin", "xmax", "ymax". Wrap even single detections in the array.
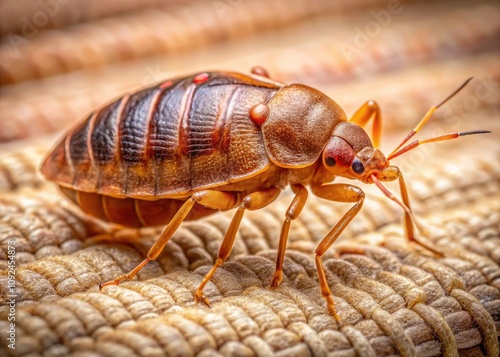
[{"xmin": 1, "ymin": 0, "xmax": 499, "ymax": 356}]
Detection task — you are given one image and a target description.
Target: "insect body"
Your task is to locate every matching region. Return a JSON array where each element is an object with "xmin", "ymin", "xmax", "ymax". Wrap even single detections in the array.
[{"xmin": 41, "ymin": 69, "xmax": 488, "ymax": 321}]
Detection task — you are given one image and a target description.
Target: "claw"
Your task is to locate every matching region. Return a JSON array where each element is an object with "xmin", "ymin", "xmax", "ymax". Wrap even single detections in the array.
[
  {"xmin": 333, "ymin": 246, "xmax": 365, "ymax": 258},
  {"xmin": 270, "ymin": 271, "xmax": 283, "ymax": 288},
  {"xmin": 98, "ymin": 258, "xmax": 150, "ymax": 291},
  {"xmin": 411, "ymin": 238, "xmax": 444, "ymax": 257},
  {"xmin": 325, "ymin": 295, "xmax": 342, "ymax": 323},
  {"xmin": 194, "ymin": 290, "xmax": 211, "ymax": 307},
  {"xmin": 99, "ymin": 276, "xmax": 125, "ymax": 291}
]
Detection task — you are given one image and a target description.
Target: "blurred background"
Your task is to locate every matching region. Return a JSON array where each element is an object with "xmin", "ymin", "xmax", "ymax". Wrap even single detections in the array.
[
  {"xmin": 0, "ymin": 0, "xmax": 498, "ymax": 150},
  {"xmin": 0, "ymin": 3, "xmax": 499, "ymax": 355}
]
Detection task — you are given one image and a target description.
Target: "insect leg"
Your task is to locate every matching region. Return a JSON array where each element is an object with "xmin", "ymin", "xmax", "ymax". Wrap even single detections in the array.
[
  {"xmin": 372, "ymin": 174, "xmax": 442, "ymax": 255},
  {"xmin": 397, "ymin": 174, "xmax": 443, "ymax": 255},
  {"xmin": 349, "ymin": 100, "xmax": 382, "ymax": 148},
  {"xmin": 270, "ymin": 183, "xmax": 308, "ymax": 288},
  {"xmin": 194, "ymin": 187, "xmax": 281, "ymax": 306},
  {"xmin": 99, "ymin": 190, "xmax": 240, "ymax": 290},
  {"xmin": 311, "ymin": 183, "xmax": 365, "ymax": 321}
]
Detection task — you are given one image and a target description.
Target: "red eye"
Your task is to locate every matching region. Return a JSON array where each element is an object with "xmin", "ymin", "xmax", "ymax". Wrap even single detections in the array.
[{"xmin": 323, "ymin": 137, "xmax": 354, "ymax": 170}]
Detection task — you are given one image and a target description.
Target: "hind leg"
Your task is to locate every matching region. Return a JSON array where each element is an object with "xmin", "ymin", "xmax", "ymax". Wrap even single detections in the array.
[{"xmin": 99, "ymin": 190, "xmax": 240, "ymax": 290}]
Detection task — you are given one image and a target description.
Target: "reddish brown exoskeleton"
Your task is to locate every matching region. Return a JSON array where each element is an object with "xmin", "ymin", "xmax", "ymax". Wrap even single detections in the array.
[{"xmin": 41, "ymin": 68, "xmax": 489, "ymax": 320}]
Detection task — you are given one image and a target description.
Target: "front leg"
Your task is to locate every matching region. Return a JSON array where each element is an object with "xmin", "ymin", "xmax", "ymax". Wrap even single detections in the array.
[
  {"xmin": 311, "ymin": 183, "xmax": 365, "ymax": 321},
  {"xmin": 396, "ymin": 174, "xmax": 442, "ymax": 255},
  {"xmin": 373, "ymin": 171, "xmax": 443, "ymax": 255}
]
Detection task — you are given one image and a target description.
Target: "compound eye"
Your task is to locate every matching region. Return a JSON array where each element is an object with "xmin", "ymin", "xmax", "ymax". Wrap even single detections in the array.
[
  {"xmin": 323, "ymin": 137, "xmax": 354, "ymax": 171},
  {"xmin": 325, "ymin": 157, "xmax": 336, "ymax": 167},
  {"xmin": 351, "ymin": 159, "xmax": 365, "ymax": 174}
]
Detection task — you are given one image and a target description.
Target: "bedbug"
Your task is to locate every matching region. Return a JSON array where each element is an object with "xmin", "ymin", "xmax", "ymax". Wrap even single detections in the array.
[{"xmin": 41, "ymin": 68, "xmax": 489, "ymax": 320}]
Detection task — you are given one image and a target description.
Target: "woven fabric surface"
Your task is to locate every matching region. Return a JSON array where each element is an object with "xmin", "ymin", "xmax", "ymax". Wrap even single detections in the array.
[{"xmin": 1, "ymin": 0, "xmax": 499, "ymax": 356}]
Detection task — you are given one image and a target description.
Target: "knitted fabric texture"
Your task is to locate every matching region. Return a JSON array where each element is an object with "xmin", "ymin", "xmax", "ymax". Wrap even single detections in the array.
[{"xmin": 0, "ymin": 1, "xmax": 499, "ymax": 356}]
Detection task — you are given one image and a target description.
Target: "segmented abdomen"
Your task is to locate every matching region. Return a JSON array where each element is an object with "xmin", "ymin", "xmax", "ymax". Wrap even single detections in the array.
[
  {"xmin": 42, "ymin": 72, "xmax": 282, "ymax": 198},
  {"xmin": 59, "ymin": 187, "xmax": 220, "ymax": 227}
]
